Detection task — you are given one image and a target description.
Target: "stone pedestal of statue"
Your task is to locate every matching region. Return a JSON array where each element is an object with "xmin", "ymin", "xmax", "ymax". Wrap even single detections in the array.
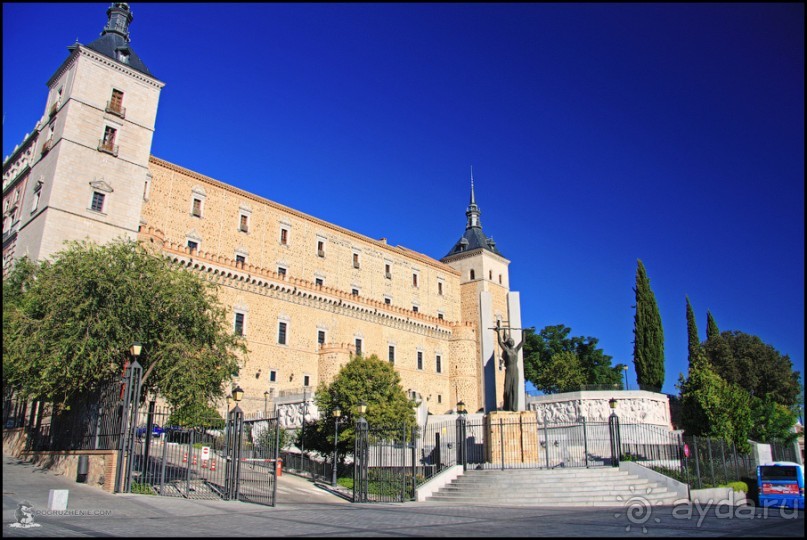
[{"xmin": 484, "ymin": 411, "xmax": 540, "ymax": 464}]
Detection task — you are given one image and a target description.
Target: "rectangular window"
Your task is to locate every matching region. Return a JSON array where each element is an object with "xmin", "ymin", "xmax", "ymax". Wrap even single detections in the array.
[
  {"xmin": 90, "ymin": 191, "xmax": 105, "ymax": 213},
  {"xmin": 385, "ymin": 263, "xmax": 391, "ymax": 279},
  {"xmin": 269, "ymin": 370, "xmax": 277, "ymax": 382},
  {"xmin": 278, "ymin": 321, "xmax": 287, "ymax": 345},
  {"xmin": 234, "ymin": 313, "xmax": 245, "ymax": 336},
  {"xmin": 438, "ymin": 281, "xmax": 443, "ymax": 295},
  {"xmin": 436, "ymin": 355, "xmax": 442, "ymax": 373},
  {"xmin": 413, "ymin": 273, "xmax": 418, "ymax": 287},
  {"xmin": 384, "ymin": 297, "xmax": 391, "ymax": 305},
  {"xmin": 353, "ymin": 253, "xmax": 360, "ymax": 269},
  {"xmin": 102, "ymin": 126, "xmax": 116, "ymax": 148},
  {"xmin": 187, "ymin": 240, "xmax": 198, "ymax": 253},
  {"xmin": 277, "ymin": 266, "xmax": 286, "ymax": 277},
  {"xmin": 303, "ymin": 375, "xmax": 310, "ymax": 387},
  {"xmin": 499, "ymin": 274, "xmax": 502, "ymax": 284},
  {"xmin": 388, "ymin": 345, "xmax": 395, "ymax": 364},
  {"xmin": 235, "ymin": 254, "xmax": 246, "ymax": 267},
  {"xmin": 108, "ymin": 89, "xmax": 124, "ymax": 115},
  {"xmin": 437, "ymin": 394, "xmax": 442, "ymax": 404},
  {"xmin": 355, "ymin": 338, "xmax": 362, "ymax": 356},
  {"xmin": 239, "ymin": 214, "xmax": 249, "ymax": 232},
  {"xmin": 317, "ymin": 240, "xmax": 325, "ymax": 257},
  {"xmin": 192, "ymin": 198, "xmax": 202, "ymax": 217},
  {"xmin": 438, "ymin": 313, "xmax": 444, "ymax": 320},
  {"xmin": 352, "ymin": 288, "xmax": 359, "ymax": 296},
  {"xmin": 417, "ymin": 351, "xmax": 423, "ymax": 370},
  {"xmin": 280, "ymin": 228, "xmax": 288, "ymax": 245},
  {"xmin": 412, "ymin": 305, "xmax": 418, "ymax": 313},
  {"xmin": 315, "ymin": 277, "xmax": 324, "ymax": 286},
  {"xmin": 318, "ymin": 330, "xmax": 326, "ymax": 347}
]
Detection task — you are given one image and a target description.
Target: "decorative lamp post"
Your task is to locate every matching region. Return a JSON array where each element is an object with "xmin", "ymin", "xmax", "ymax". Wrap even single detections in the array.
[
  {"xmin": 622, "ymin": 365, "xmax": 629, "ymax": 391},
  {"xmin": 226, "ymin": 385, "xmax": 245, "ymax": 500},
  {"xmin": 608, "ymin": 398, "xmax": 620, "ymax": 467},
  {"xmin": 455, "ymin": 401, "xmax": 467, "ymax": 470},
  {"xmin": 332, "ymin": 406, "xmax": 341, "ymax": 487},
  {"xmin": 354, "ymin": 401, "xmax": 368, "ymax": 503},
  {"xmin": 130, "ymin": 342, "xmax": 143, "ymax": 358}
]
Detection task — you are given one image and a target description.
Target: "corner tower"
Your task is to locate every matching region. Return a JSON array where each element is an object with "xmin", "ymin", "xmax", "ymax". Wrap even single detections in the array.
[
  {"xmin": 12, "ymin": 2, "xmax": 164, "ymax": 263},
  {"xmin": 441, "ymin": 170, "xmax": 525, "ymax": 412}
]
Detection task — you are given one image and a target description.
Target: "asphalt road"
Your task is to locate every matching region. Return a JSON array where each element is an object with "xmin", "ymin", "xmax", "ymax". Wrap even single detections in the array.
[{"xmin": 3, "ymin": 454, "xmax": 803, "ymax": 537}]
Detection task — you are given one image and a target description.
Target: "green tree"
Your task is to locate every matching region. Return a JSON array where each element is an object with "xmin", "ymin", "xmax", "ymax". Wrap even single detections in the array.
[
  {"xmin": 678, "ymin": 352, "xmax": 752, "ymax": 451},
  {"xmin": 703, "ymin": 330, "xmax": 800, "ymax": 407},
  {"xmin": 749, "ymin": 394, "xmax": 799, "ymax": 445},
  {"xmin": 300, "ymin": 354, "xmax": 417, "ymax": 461},
  {"xmin": 535, "ymin": 351, "xmax": 587, "ymax": 394},
  {"xmin": 685, "ymin": 296, "xmax": 700, "ymax": 369},
  {"xmin": 632, "ymin": 259, "xmax": 665, "ymax": 391},
  {"xmin": 522, "ymin": 325, "xmax": 622, "ymax": 393},
  {"xmin": 3, "ymin": 239, "xmax": 244, "ymax": 415},
  {"xmin": 706, "ymin": 310, "xmax": 720, "ymax": 341}
]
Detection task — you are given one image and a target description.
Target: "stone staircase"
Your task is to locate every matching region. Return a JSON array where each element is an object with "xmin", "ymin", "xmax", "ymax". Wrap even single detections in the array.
[{"xmin": 425, "ymin": 467, "xmax": 682, "ymax": 506}]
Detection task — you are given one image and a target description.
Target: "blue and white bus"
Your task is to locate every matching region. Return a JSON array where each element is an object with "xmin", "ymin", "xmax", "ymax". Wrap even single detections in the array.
[{"xmin": 757, "ymin": 461, "xmax": 805, "ymax": 510}]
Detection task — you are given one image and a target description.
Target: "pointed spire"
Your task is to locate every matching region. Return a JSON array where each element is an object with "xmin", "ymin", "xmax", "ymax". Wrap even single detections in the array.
[
  {"xmin": 465, "ymin": 167, "xmax": 481, "ymax": 230},
  {"xmin": 470, "ymin": 166, "xmax": 476, "ymax": 205}
]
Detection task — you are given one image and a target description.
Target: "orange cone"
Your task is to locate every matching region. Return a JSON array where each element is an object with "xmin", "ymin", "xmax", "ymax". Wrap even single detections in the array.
[
  {"xmin": 202, "ymin": 459, "xmax": 208, "ymax": 469},
  {"xmin": 192, "ymin": 454, "xmax": 197, "ymax": 466},
  {"xmin": 183, "ymin": 452, "xmax": 187, "ymax": 463},
  {"xmin": 211, "ymin": 459, "xmax": 216, "ymax": 472}
]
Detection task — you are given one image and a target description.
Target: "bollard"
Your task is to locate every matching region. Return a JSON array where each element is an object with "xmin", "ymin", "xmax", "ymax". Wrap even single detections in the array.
[
  {"xmin": 76, "ymin": 455, "xmax": 89, "ymax": 483},
  {"xmin": 48, "ymin": 489, "xmax": 69, "ymax": 511}
]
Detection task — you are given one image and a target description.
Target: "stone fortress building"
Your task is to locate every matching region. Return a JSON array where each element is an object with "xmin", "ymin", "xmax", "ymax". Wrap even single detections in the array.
[{"xmin": 2, "ymin": 3, "xmax": 525, "ymax": 419}]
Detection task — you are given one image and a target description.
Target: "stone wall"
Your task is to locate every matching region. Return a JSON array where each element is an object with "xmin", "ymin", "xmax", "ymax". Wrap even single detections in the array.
[{"xmin": 527, "ymin": 390, "xmax": 672, "ymax": 428}]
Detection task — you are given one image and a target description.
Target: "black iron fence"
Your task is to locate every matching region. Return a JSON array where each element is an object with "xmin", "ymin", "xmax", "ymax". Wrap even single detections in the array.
[{"xmin": 3, "ymin": 375, "xmax": 126, "ymax": 452}]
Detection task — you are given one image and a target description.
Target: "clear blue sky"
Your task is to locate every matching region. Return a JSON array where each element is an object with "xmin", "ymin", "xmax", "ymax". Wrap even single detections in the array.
[{"xmin": 3, "ymin": 3, "xmax": 804, "ymax": 396}]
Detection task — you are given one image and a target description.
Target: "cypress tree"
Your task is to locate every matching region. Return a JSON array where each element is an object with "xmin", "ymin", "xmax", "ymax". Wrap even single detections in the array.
[
  {"xmin": 632, "ymin": 259, "xmax": 665, "ymax": 391},
  {"xmin": 706, "ymin": 310, "xmax": 720, "ymax": 341},
  {"xmin": 686, "ymin": 296, "xmax": 700, "ymax": 369}
]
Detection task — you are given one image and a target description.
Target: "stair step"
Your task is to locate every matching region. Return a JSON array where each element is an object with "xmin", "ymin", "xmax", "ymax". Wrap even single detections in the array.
[{"xmin": 424, "ymin": 467, "xmax": 681, "ymax": 506}]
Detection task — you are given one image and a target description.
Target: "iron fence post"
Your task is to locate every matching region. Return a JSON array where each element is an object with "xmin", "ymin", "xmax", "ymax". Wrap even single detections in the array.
[
  {"xmin": 693, "ymin": 436, "xmax": 702, "ymax": 489},
  {"xmin": 707, "ymin": 438, "xmax": 715, "ymax": 487},
  {"xmin": 499, "ymin": 418, "xmax": 505, "ymax": 470},
  {"xmin": 542, "ymin": 416, "xmax": 550, "ymax": 469},
  {"xmin": 608, "ymin": 412, "xmax": 620, "ymax": 467},
  {"xmin": 411, "ymin": 426, "xmax": 417, "ymax": 499},
  {"xmin": 580, "ymin": 417, "xmax": 589, "ymax": 468},
  {"xmin": 354, "ymin": 415, "xmax": 368, "ymax": 503}
]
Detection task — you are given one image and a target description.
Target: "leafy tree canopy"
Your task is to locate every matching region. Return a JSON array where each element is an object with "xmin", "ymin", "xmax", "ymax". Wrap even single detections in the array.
[
  {"xmin": 523, "ymin": 325, "xmax": 622, "ymax": 394},
  {"xmin": 535, "ymin": 351, "xmax": 587, "ymax": 394},
  {"xmin": 703, "ymin": 330, "xmax": 800, "ymax": 407},
  {"xmin": 299, "ymin": 354, "xmax": 417, "ymax": 460},
  {"xmin": 678, "ymin": 352, "xmax": 752, "ymax": 452},
  {"xmin": 3, "ymin": 240, "xmax": 245, "ymax": 415}
]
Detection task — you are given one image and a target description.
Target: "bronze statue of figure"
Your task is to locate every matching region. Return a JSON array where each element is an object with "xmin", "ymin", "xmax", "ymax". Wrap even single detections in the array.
[{"xmin": 494, "ymin": 320, "xmax": 523, "ymax": 411}]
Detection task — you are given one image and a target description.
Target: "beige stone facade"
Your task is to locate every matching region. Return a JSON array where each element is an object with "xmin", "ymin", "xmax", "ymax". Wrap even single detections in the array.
[{"xmin": 3, "ymin": 3, "xmax": 525, "ymax": 421}]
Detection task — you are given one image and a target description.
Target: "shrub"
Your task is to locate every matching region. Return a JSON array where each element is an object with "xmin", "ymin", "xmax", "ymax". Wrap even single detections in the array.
[{"xmin": 725, "ymin": 481, "xmax": 748, "ymax": 493}]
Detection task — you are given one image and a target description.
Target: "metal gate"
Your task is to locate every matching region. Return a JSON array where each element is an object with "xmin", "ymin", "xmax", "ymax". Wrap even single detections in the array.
[
  {"xmin": 125, "ymin": 401, "xmax": 279, "ymax": 506},
  {"xmin": 353, "ymin": 419, "xmax": 417, "ymax": 503}
]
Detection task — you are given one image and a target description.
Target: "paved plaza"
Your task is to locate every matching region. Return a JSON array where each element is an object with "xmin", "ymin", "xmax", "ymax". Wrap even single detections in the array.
[{"xmin": 3, "ymin": 455, "xmax": 803, "ymax": 537}]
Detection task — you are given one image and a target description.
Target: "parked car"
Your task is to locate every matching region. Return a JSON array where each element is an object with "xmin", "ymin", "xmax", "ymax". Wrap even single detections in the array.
[{"xmin": 135, "ymin": 424, "xmax": 165, "ymax": 438}]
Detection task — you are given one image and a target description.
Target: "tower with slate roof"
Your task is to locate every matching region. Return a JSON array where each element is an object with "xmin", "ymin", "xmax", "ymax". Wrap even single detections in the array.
[
  {"xmin": 12, "ymin": 2, "xmax": 164, "ymax": 263},
  {"xmin": 442, "ymin": 171, "xmax": 525, "ymax": 411}
]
